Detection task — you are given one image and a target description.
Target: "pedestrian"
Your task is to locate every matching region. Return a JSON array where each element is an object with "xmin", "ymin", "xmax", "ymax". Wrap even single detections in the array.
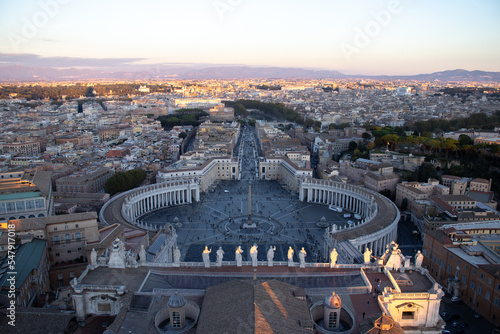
[
  {"xmin": 367, "ymin": 300, "xmax": 369, "ymax": 305},
  {"xmin": 362, "ymin": 312, "xmax": 365, "ymax": 319}
]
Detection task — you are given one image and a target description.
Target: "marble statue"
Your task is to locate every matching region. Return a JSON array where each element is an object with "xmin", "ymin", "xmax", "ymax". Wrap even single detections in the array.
[
  {"xmin": 287, "ymin": 246, "xmax": 294, "ymax": 265},
  {"xmin": 174, "ymin": 246, "xmax": 181, "ymax": 265},
  {"xmin": 139, "ymin": 244, "xmax": 147, "ymax": 264},
  {"xmin": 404, "ymin": 257, "xmax": 411, "ymax": 268},
  {"xmin": 108, "ymin": 238, "xmax": 126, "ymax": 268},
  {"xmin": 385, "ymin": 241, "xmax": 403, "ymax": 271},
  {"xmin": 267, "ymin": 246, "xmax": 276, "ymax": 267},
  {"xmin": 415, "ymin": 250, "xmax": 424, "ymax": 268},
  {"xmin": 127, "ymin": 252, "xmax": 137, "ymax": 266},
  {"xmin": 250, "ymin": 244, "xmax": 258, "ymax": 267},
  {"xmin": 71, "ymin": 277, "xmax": 78, "ymax": 286},
  {"xmin": 216, "ymin": 246, "xmax": 224, "ymax": 267},
  {"xmin": 202, "ymin": 246, "xmax": 212, "ymax": 268},
  {"xmin": 299, "ymin": 247, "xmax": 307, "ymax": 268},
  {"xmin": 236, "ymin": 246, "xmax": 244, "ymax": 267},
  {"xmin": 330, "ymin": 248, "xmax": 338, "ymax": 267},
  {"xmin": 90, "ymin": 248, "xmax": 97, "ymax": 266},
  {"xmin": 363, "ymin": 248, "xmax": 372, "ymax": 264}
]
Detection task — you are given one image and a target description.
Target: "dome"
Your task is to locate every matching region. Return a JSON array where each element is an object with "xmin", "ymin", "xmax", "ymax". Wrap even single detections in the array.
[
  {"xmin": 324, "ymin": 292, "xmax": 342, "ymax": 309},
  {"xmin": 168, "ymin": 292, "xmax": 186, "ymax": 308}
]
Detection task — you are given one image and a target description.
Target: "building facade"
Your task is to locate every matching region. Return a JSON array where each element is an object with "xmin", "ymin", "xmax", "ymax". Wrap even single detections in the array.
[{"xmin": 422, "ymin": 222, "xmax": 500, "ymax": 325}]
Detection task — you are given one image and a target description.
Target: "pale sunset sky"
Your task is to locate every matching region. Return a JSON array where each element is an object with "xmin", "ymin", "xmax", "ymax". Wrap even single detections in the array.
[{"xmin": 0, "ymin": 0, "xmax": 499, "ymax": 75}]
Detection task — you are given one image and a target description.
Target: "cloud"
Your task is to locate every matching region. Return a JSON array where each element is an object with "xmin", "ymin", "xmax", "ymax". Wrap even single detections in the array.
[{"xmin": 0, "ymin": 53, "xmax": 146, "ymax": 68}]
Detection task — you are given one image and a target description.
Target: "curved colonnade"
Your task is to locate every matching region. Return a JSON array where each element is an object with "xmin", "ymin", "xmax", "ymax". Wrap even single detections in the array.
[
  {"xmin": 103, "ymin": 177, "xmax": 399, "ymax": 263},
  {"xmin": 120, "ymin": 179, "xmax": 201, "ymax": 225},
  {"xmin": 300, "ymin": 179, "xmax": 400, "ymax": 258}
]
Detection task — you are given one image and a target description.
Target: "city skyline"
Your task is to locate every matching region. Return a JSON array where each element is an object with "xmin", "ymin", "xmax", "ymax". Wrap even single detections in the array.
[{"xmin": 0, "ymin": 0, "xmax": 499, "ymax": 76}]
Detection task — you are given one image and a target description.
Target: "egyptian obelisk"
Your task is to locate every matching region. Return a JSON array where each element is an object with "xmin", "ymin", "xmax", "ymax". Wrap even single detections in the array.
[
  {"xmin": 242, "ymin": 182, "xmax": 256, "ymax": 229},
  {"xmin": 248, "ymin": 183, "xmax": 252, "ymax": 222}
]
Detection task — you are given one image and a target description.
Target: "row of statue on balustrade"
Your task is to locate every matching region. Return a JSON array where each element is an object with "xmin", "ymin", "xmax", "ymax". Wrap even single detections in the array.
[
  {"xmin": 90, "ymin": 238, "xmax": 424, "ymax": 270},
  {"xmin": 201, "ymin": 244, "xmax": 309, "ymax": 268}
]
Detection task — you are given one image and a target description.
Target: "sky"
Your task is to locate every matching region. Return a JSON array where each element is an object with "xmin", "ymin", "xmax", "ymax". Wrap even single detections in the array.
[{"xmin": 0, "ymin": 0, "xmax": 499, "ymax": 75}]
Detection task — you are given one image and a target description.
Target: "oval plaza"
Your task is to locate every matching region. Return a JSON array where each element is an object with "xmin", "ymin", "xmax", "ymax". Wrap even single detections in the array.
[{"xmin": 104, "ymin": 150, "xmax": 399, "ymax": 264}]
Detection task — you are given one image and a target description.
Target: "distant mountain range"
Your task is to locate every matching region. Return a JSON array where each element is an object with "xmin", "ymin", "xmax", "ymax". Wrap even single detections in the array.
[{"xmin": 0, "ymin": 65, "xmax": 499, "ymax": 83}]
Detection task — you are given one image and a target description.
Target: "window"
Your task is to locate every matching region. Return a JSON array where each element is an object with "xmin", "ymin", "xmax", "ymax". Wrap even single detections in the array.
[
  {"xmin": 65, "ymin": 225, "xmax": 68, "ymax": 230},
  {"xmin": 75, "ymin": 224, "xmax": 79, "ymax": 229},
  {"xmin": 480, "ymin": 273, "xmax": 484, "ymax": 279},
  {"xmin": 471, "ymin": 281, "xmax": 475, "ymax": 290},
  {"xmin": 402, "ymin": 311, "xmax": 414, "ymax": 320},
  {"xmin": 462, "ymin": 275, "xmax": 467, "ymax": 284},
  {"xmin": 494, "ymin": 298, "xmax": 500, "ymax": 307},
  {"xmin": 65, "ymin": 233, "xmax": 70, "ymax": 240},
  {"xmin": 473, "ymin": 269, "xmax": 477, "ymax": 275},
  {"xmin": 447, "ymin": 265, "xmax": 452, "ymax": 274},
  {"xmin": 485, "ymin": 291, "xmax": 490, "ymax": 300},
  {"xmin": 328, "ymin": 312, "xmax": 338, "ymax": 328},
  {"xmin": 67, "ymin": 250, "xmax": 71, "ymax": 254},
  {"xmin": 54, "ymin": 235, "xmax": 59, "ymax": 242},
  {"xmin": 478, "ymin": 286, "xmax": 482, "ymax": 295},
  {"xmin": 69, "ymin": 272, "xmax": 74, "ymax": 278},
  {"xmin": 58, "ymin": 274, "xmax": 63, "ymax": 279},
  {"xmin": 172, "ymin": 311, "xmax": 181, "ymax": 328}
]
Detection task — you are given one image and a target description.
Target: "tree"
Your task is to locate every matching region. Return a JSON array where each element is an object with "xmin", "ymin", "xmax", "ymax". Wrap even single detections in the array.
[
  {"xmin": 394, "ymin": 127, "xmax": 406, "ymax": 137},
  {"xmin": 348, "ymin": 141, "xmax": 358, "ymax": 151},
  {"xmin": 304, "ymin": 118, "xmax": 314, "ymax": 128},
  {"xmin": 104, "ymin": 169, "xmax": 147, "ymax": 196},
  {"xmin": 85, "ymin": 86, "xmax": 95, "ymax": 97},
  {"xmin": 416, "ymin": 162, "xmax": 438, "ymax": 182},
  {"xmin": 362, "ymin": 132, "xmax": 372, "ymax": 140},
  {"xmin": 458, "ymin": 134, "xmax": 473, "ymax": 146},
  {"xmin": 340, "ymin": 122, "xmax": 351, "ymax": 130},
  {"xmin": 233, "ymin": 103, "xmax": 247, "ymax": 117},
  {"xmin": 421, "ymin": 131, "xmax": 433, "ymax": 139},
  {"xmin": 179, "ymin": 132, "xmax": 187, "ymax": 139}
]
